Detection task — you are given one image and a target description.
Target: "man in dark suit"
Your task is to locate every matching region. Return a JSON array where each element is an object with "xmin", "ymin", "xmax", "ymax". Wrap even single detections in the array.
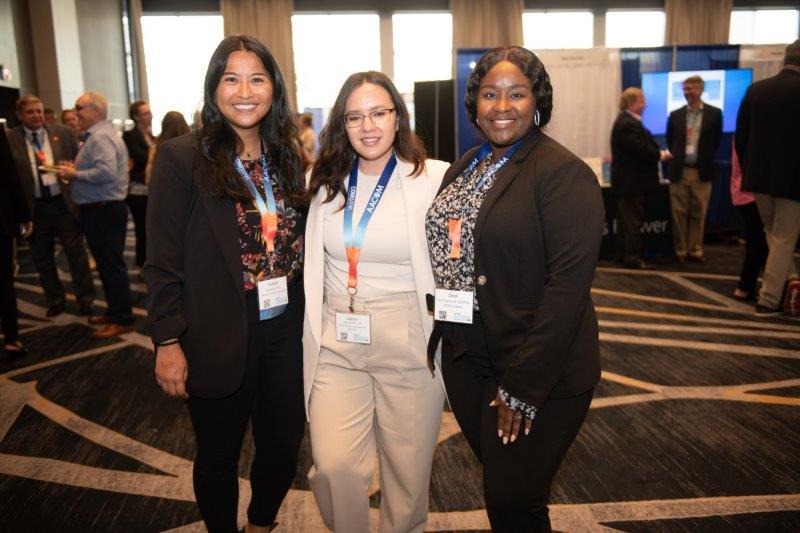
[
  {"xmin": 666, "ymin": 75, "xmax": 722, "ymax": 263},
  {"xmin": 736, "ymin": 40, "xmax": 800, "ymax": 317},
  {"xmin": 8, "ymin": 94, "xmax": 95, "ymax": 317},
  {"xmin": 611, "ymin": 87, "xmax": 670, "ymax": 269},
  {"xmin": 1, "ymin": 124, "xmax": 33, "ymax": 357}
]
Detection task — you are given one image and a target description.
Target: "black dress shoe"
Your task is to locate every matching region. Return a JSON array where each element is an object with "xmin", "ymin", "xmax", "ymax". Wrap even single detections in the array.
[
  {"xmin": 79, "ymin": 301, "xmax": 94, "ymax": 316},
  {"xmin": 3, "ymin": 343, "xmax": 27, "ymax": 359},
  {"xmin": 46, "ymin": 304, "xmax": 64, "ymax": 317}
]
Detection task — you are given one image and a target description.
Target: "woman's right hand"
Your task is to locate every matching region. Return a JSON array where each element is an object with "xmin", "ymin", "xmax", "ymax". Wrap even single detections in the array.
[{"xmin": 155, "ymin": 343, "xmax": 189, "ymax": 399}]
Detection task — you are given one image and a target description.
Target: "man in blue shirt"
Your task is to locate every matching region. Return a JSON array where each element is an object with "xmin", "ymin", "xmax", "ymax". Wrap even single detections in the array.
[{"xmin": 57, "ymin": 91, "xmax": 135, "ymax": 338}]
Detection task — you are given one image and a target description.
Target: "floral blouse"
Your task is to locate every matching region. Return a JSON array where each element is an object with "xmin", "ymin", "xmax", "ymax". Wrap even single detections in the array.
[
  {"xmin": 235, "ymin": 158, "xmax": 303, "ymax": 292},
  {"xmin": 425, "ymin": 150, "xmax": 538, "ymax": 420}
]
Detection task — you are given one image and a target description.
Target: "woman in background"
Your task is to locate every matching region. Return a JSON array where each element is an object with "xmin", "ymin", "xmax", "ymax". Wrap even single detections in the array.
[
  {"xmin": 123, "ymin": 100, "xmax": 154, "ymax": 269},
  {"xmin": 144, "ymin": 111, "xmax": 191, "ymax": 185}
]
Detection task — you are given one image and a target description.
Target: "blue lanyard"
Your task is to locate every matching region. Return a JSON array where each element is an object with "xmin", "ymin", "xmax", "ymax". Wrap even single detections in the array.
[
  {"xmin": 234, "ymin": 154, "xmax": 279, "ymax": 252},
  {"xmin": 343, "ymin": 154, "xmax": 397, "ymax": 293},
  {"xmin": 464, "ymin": 139, "xmax": 524, "ymax": 192}
]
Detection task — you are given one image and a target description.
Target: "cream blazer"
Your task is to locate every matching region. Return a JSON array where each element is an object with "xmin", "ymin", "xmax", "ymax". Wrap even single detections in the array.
[{"xmin": 302, "ymin": 157, "xmax": 449, "ymax": 416}]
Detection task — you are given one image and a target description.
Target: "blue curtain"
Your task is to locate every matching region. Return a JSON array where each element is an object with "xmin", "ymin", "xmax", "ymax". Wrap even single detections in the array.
[{"xmin": 620, "ymin": 47, "xmax": 673, "ymax": 89}]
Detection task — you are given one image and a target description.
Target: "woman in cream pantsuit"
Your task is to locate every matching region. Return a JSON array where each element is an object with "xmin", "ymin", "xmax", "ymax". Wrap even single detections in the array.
[{"xmin": 303, "ymin": 71, "xmax": 447, "ymax": 533}]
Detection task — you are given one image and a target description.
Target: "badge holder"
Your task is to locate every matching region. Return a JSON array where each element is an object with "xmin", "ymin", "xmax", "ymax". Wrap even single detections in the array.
[{"xmin": 335, "ymin": 287, "xmax": 372, "ymax": 344}]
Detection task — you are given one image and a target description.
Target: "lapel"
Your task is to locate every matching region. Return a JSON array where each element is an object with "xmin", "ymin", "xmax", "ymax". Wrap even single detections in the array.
[
  {"xmin": 8, "ymin": 127, "xmax": 35, "ymax": 202},
  {"xmin": 194, "ymin": 158, "xmax": 246, "ymax": 308},
  {"xmin": 305, "ymin": 185, "xmax": 330, "ymax": 345},
  {"xmin": 474, "ymin": 129, "xmax": 542, "ymax": 246},
  {"xmin": 45, "ymin": 125, "xmax": 63, "ymax": 160},
  {"xmin": 438, "ymin": 145, "xmax": 479, "ymax": 195},
  {"xmin": 397, "ymin": 158, "xmax": 430, "ymax": 256}
]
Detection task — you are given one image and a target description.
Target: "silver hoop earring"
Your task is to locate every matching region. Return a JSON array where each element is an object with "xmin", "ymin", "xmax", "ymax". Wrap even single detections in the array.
[{"xmin": 534, "ymin": 109, "xmax": 541, "ymax": 126}]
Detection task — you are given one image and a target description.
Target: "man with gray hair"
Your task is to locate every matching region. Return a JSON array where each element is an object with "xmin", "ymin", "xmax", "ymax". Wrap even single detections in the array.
[
  {"xmin": 57, "ymin": 91, "xmax": 134, "ymax": 337},
  {"xmin": 736, "ymin": 39, "xmax": 800, "ymax": 317}
]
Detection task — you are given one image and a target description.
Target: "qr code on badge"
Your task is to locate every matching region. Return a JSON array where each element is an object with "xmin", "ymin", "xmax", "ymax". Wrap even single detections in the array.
[
  {"xmin": 340, "ymin": 332, "xmax": 348, "ymax": 341},
  {"xmin": 264, "ymin": 299, "xmax": 271, "ymax": 307},
  {"xmin": 438, "ymin": 310, "xmax": 447, "ymax": 319}
]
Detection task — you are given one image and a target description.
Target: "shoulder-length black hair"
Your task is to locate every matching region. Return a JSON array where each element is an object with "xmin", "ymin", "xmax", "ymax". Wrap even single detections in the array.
[
  {"xmin": 464, "ymin": 46, "xmax": 553, "ymax": 130},
  {"xmin": 309, "ymin": 71, "xmax": 427, "ymax": 204},
  {"xmin": 200, "ymin": 35, "xmax": 306, "ymax": 208}
]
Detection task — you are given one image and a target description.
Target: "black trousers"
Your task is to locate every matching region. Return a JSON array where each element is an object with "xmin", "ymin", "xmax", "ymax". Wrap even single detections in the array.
[
  {"xmin": 439, "ymin": 317, "xmax": 593, "ymax": 532},
  {"xmin": 31, "ymin": 196, "xmax": 95, "ymax": 307},
  {"xmin": 126, "ymin": 194, "xmax": 147, "ymax": 268},
  {"xmin": 614, "ymin": 195, "xmax": 644, "ymax": 264},
  {"xmin": 737, "ymin": 202, "xmax": 768, "ymax": 296},
  {"xmin": 186, "ymin": 283, "xmax": 305, "ymax": 532},
  {"xmin": 0, "ymin": 233, "xmax": 20, "ymax": 343},
  {"xmin": 78, "ymin": 201, "xmax": 133, "ymax": 325}
]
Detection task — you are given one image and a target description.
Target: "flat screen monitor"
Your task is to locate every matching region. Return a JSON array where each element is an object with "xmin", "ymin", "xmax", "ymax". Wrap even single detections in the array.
[{"xmin": 640, "ymin": 68, "xmax": 752, "ymax": 135}]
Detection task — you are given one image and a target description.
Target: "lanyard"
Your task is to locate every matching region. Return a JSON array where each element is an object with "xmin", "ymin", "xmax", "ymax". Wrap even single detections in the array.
[
  {"xmin": 30, "ymin": 132, "xmax": 46, "ymax": 163},
  {"xmin": 343, "ymin": 154, "xmax": 397, "ymax": 301},
  {"xmin": 447, "ymin": 139, "xmax": 523, "ymax": 261},
  {"xmin": 234, "ymin": 155, "xmax": 279, "ymax": 252}
]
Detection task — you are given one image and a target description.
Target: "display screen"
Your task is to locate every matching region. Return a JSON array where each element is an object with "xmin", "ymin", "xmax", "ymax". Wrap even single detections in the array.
[{"xmin": 640, "ymin": 68, "xmax": 752, "ymax": 135}]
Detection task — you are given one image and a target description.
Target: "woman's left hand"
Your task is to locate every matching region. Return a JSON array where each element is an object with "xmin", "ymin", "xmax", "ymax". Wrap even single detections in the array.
[{"xmin": 490, "ymin": 392, "xmax": 532, "ymax": 444}]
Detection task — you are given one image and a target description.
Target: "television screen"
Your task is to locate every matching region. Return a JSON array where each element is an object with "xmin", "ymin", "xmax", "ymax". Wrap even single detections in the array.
[{"xmin": 640, "ymin": 68, "xmax": 752, "ymax": 135}]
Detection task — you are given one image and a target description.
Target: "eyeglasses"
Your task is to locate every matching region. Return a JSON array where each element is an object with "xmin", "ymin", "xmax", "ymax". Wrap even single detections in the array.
[
  {"xmin": 74, "ymin": 104, "xmax": 86, "ymax": 112},
  {"xmin": 342, "ymin": 108, "xmax": 396, "ymax": 128}
]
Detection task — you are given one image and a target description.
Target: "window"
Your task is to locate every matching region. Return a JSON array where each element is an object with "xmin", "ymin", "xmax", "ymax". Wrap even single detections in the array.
[
  {"xmin": 605, "ymin": 10, "xmax": 666, "ymax": 48},
  {"xmin": 522, "ymin": 11, "xmax": 593, "ymax": 50},
  {"xmin": 729, "ymin": 9, "xmax": 799, "ymax": 45},
  {"xmin": 292, "ymin": 13, "xmax": 381, "ymax": 111},
  {"xmin": 140, "ymin": 15, "xmax": 224, "ymax": 135},
  {"xmin": 392, "ymin": 13, "xmax": 452, "ymax": 94}
]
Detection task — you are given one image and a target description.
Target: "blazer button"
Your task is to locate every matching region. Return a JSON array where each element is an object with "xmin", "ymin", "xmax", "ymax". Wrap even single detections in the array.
[{"xmin": 477, "ymin": 275, "xmax": 487, "ymax": 286}]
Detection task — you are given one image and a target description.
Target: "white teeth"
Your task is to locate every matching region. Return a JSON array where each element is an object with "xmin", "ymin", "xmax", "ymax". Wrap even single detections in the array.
[
  {"xmin": 233, "ymin": 104, "xmax": 256, "ymax": 110},
  {"xmin": 493, "ymin": 119, "xmax": 513, "ymax": 125}
]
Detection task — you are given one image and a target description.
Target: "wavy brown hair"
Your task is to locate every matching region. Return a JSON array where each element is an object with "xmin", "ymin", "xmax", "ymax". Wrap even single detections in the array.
[
  {"xmin": 309, "ymin": 71, "xmax": 426, "ymax": 204},
  {"xmin": 200, "ymin": 35, "xmax": 306, "ymax": 208}
]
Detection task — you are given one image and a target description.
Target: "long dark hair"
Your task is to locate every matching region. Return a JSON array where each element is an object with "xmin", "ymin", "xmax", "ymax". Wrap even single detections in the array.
[
  {"xmin": 152, "ymin": 111, "xmax": 190, "ymax": 163},
  {"xmin": 200, "ymin": 35, "xmax": 306, "ymax": 207},
  {"xmin": 465, "ymin": 46, "xmax": 553, "ymax": 129},
  {"xmin": 309, "ymin": 71, "xmax": 426, "ymax": 204}
]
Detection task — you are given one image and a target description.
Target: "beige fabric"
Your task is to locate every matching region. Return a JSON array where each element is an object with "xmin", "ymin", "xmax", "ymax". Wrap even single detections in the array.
[
  {"xmin": 665, "ymin": 0, "xmax": 733, "ymax": 45},
  {"xmin": 129, "ymin": 0, "xmax": 148, "ymax": 101},
  {"xmin": 221, "ymin": 0, "xmax": 297, "ymax": 109},
  {"xmin": 451, "ymin": 0, "xmax": 524, "ymax": 49},
  {"xmin": 754, "ymin": 194, "xmax": 800, "ymax": 309},
  {"xmin": 669, "ymin": 167, "xmax": 712, "ymax": 258},
  {"xmin": 308, "ymin": 292, "xmax": 444, "ymax": 533}
]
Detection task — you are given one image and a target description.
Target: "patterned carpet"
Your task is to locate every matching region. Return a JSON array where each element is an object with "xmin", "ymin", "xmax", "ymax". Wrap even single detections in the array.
[{"xmin": 1, "ymin": 228, "xmax": 798, "ymax": 532}]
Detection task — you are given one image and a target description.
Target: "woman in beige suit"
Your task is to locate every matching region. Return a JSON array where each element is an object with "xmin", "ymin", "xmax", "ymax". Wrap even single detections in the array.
[{"xmin": 303, "ymin": 71, "xmax": 446, "ymax": 533}]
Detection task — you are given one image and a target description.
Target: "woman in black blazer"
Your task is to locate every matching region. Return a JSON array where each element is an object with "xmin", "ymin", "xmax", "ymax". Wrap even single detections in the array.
[
  {"xmin": 144, "ymin": 36, "xmax": 307, "ymax": 532},
  {"xmin": 1, "ymin": 125, "xmax": 33, "ymax": 357},
  {"xmin": 426, "ymin": 47, "xmax": 604, "ymax": 531}
]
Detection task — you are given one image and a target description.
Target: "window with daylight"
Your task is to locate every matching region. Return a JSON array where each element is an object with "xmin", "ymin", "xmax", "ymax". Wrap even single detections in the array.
[
  {"xmin": 605, "ymin": 10, "xmax": 666, "ymax": 48},
  {"xmin": 523, "ymin": 11, "xmax": 593, "ymax": 50},
  {"xmin": 729, "ymin": 9, "xmax": 800, "ymax": 45},
  {"xmin": 292, "ymin": 13, "xmax": 381, "ymax": 112},
  {"xmin": 392, "ymin": 12, "xmax": 453, "ymax": 95},
  {"xmin": 140, "ymin": 15, "xmax": 224, "ymax": 135}
]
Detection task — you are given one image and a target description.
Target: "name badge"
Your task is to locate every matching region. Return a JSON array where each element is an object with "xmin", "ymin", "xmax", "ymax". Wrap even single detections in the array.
[
  {"xmin": 41, "ymin": 172, "xmax": 58, "ymax": 187},
  {"xmin": 335, "ymin": 311, "xmax": 371, "ymax": 344},
  {"xmin": 434, "ymin": 289, "xmax": 474, "ymax": 324},
  {"xmin": 257, "ymin": 276, "xmax": 288, "ymax": 311}
]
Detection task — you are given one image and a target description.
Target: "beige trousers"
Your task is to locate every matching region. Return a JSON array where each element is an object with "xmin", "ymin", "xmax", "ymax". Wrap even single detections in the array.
[
  {"xmin": 669, "ymin": 167, "xmax": 712, "ymax": 258},
  {"xmin": 754, "ymin": 194, "xmax": 800, "ymax": 309},
  {"xmin": 308, "ymin": 292, "xmax": 444, "ymax": 533}
]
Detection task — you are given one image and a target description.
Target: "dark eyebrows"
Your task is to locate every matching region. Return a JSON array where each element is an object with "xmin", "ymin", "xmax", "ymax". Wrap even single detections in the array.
[
  {"xmin": 221, "ymin": 70, "xmax": 268, "ymax": 77},
  {"xmin": 479, "ymin": 83, "xmax": 531, "ymax": 91}
]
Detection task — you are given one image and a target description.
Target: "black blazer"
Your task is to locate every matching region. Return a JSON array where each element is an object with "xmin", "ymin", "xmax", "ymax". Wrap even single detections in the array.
[
  {"xmin": 0, "ymin": 126, "xmax": 31, "ymax": 237},
  {"xmin": 665, "ymin": 104, "xmax": 722, "ymax": 183},
  {"xmin": 7, "ymin": 124, "xmax": 80, "ymax": 214},
  {"xmin": 610, "ymin": 111, "xmax": 661, "ymax": 197},
  {"xmin": 123, "ymin": 127, "xmax": 151, "ymax": 185},
  {"xmin": 439, "ymin": 130, "xmax": 604, "ymax": 407},
  {"xmin": 735, "ymin": 67, "xmax": 800, "ymax": 202},
  {"xmin": 144, "ymin": 132, "xmax": 306, "ymax": 398}
]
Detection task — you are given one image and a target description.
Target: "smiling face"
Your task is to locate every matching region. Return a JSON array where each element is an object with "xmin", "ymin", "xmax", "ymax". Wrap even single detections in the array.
[
  {"xmin": 344, "ymin": 82, "xmax": 397, "ymax": 170},
  {"xmin": 630, "ymin": 93, "xmax": 646, "ymax": 115},
  {"xmin": 475, "ymin": 60, "xmax": 536, "ymax": 156},
  {"xmin": 683, "ymin": 81, "xmax": 703, "ymax": 107},
  {"xmin": 214, "ymin": 50, "xmax": 273, "ymax": 138},
  {"xmin": 75, "ymin": 95, "xmax": 103, "ymax": 130}
]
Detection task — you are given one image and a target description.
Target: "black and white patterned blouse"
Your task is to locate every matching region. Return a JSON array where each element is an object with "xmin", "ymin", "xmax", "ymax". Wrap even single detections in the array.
[
  {"xmin": 425, "ymin": 153, "xmax": 494, "ymax": 310},
  {"xmin": 425, "ymin": 151, "xmax": 538, "ymax": 420}
]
